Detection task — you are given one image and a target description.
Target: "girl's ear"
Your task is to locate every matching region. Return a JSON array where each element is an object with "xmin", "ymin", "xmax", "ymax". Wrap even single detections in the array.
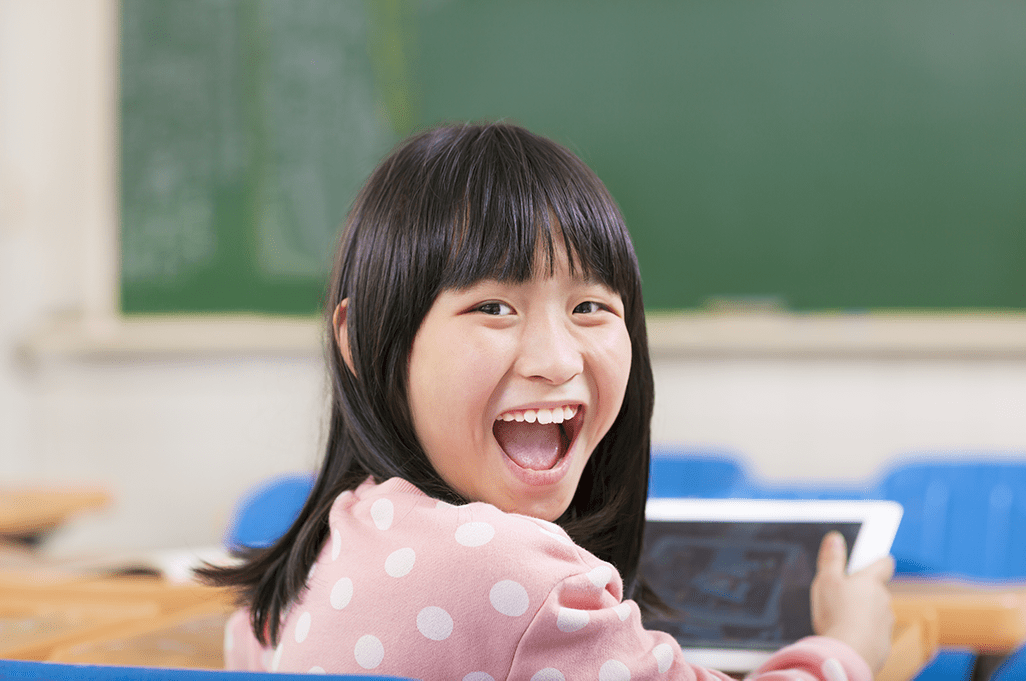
[{"xmin": 332, "ymin": 299, "xmax": 356, "ymax": 374}]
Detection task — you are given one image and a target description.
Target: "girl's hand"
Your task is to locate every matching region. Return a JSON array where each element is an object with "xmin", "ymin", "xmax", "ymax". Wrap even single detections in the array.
[{"xmin": 810, "ymin": 531, "xmax": 895, "ymax": 672}]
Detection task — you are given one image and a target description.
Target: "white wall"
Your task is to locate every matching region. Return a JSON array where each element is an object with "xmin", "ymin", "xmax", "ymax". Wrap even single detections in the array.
[
  {"xmin": 650, "ymin": 356, "xmax": 1026, "ymax": 482},
  {"xmin": 1, "ymin": 0, "xmax": 1024, "ymax": 555}
]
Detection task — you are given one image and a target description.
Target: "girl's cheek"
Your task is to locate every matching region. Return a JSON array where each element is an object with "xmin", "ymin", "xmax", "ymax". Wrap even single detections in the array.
[
  {"xmin": 601, "ymin": 324, "xmax": 633, "ymax": 371},
  {"xmin": 591, "ymin": 325, "xmax": 632, "ymax": 403}
]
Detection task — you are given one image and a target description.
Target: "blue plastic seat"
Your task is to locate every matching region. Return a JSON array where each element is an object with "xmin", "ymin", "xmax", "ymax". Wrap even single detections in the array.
[
  {"xmin": 223, "ymin": 473, "xmax": 315, "ymax": 551},
  {"xmin": 648, "ymin": 448, "xmax": 750, "ymax": 498}
]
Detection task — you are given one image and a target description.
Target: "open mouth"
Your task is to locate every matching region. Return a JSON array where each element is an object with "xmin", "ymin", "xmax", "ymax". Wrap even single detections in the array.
[{"xmin": 493, "ymin": 405, "xmax": 584, "ymax": 471}]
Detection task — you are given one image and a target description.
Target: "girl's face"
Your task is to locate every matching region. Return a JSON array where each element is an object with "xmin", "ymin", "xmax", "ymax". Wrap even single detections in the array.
[{"xmin": 407, "ymin": 244, "xmax": 632, "ymax": 521}]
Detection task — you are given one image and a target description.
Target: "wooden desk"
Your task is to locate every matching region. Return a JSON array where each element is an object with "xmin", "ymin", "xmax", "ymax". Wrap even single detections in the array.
[
  {"xmin": 874, "ymin": 578, "xmax": 1026, "ymax": 681},
  {"xmin": 47, "ymin": 601, "xmax": 232, "ymax": 669},
  {"xmin": 0, "ymin": 573, "xmax": 233, "ymax": 666},
  {"xmin": 890, "ymin": 578, "xmax": 1026, "ymax": 654},
  {"xmin": 0, "ymin": 487, "xmax": 110, "ymax": 540}
]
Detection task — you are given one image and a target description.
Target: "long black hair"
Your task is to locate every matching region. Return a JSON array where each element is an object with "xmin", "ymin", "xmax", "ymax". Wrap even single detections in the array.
[{"xmin": 199, "ymin": 122, "xmax": 655, "ymax": 646}]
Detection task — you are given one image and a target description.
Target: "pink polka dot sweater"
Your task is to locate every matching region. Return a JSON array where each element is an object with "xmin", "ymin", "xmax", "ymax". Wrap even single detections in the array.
[{"xmin": 224, "ymin": 477, "xmax": 872, "ymax": 681}]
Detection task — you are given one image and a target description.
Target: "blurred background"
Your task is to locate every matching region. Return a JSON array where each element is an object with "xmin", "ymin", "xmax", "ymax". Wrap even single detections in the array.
[{"xmin": 1, "ymin": 0, "xmax": 1024, "ymax": 556}]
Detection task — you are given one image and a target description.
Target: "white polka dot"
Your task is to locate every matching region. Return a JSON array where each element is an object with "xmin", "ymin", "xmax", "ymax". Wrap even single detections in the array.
[
  {"xmin": 417, "ymin": 606, "xmax": 454, "ymax": 640},
  {"xmin": 490, "ymin": 580, "xmax": 530, "ymax": 616},
  {"xmin": 613, "ymin": 603, "xmax": 632, "ymax": 621},
  {"xmin": 531, "ymin": 669, "xmax": 565, "ymax": 681},
  {"xmin": 653, "ymin": 644, "xmax": 673, "ymax": 673},
  {"xmin": 587, "ymin": 564, "xmax": 614, "ymax": 588},
  {"xmin": 330, "ymin": 576, "xmax": 353, "ymax": 610},
  {"xmin": 822, "ymin": 658, "xmax": 848, "ymax": 681},
  {"xmin": 309, "ymin": 667, "xmax": 326, "ymax": 674},
  {"xmin": 385, "ymin": 547, "xmax": 416, "ymax": 577},
  {"xmin": 599, "ymin": 659, "xmax": 631, "ymax": 681},
  {"xmin": 354, "ymin": 634, "xmax": 384, "ymax": 669},
  {"xmin": 556, "ymin": 607, "xmax": 590, "ymax": 632},
  {"xmin": 331, "ymin": 528, "xmax": 342, "ymax": 560},
  {"xmin": 463, "ymin": 673, "xmax": 495, "ymax": 681},
  {"xmin": 294, "ymin": 611, "xmax": 312, "ymax": 643},
  {"xmin": 271, "ymin": 644, "xmax": 283, "ymax": 671},
  {"xmin": 455, "ymin": 521, "xmax": 495, "ymax": 547},
  {"xmin": 307, "ymin": 562, "xmax": 318, "ymax": 583},
  {"xmin": 223, "ymin": 626, "xmax": 234, "ymax": 652},
  {"xmin": 371, "ymin": 498, "xmax": 394, "ymax": 530}
]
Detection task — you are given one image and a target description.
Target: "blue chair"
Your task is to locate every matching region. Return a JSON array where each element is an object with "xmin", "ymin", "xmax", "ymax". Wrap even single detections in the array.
[
  {"xmin": 991, "ymin": 644, "xmax": 1026, "ymax": 681},
  {"xmin": 747, "ymin": 480, "xmax": 870, "ymax": 501},
  {"xmin": 223, "ymin": 473, "xmax": 315, "ymax": 551},
  {"xmin": 648, "ymin": 447, "xmax": 869, "ymax": 500},
  {"xmin": 874, "ymin": 458, "xmax": 1026, "ymax": 580},
  {"xmin": 872, "ymin": 456, "xmax": 1026, "ymax": 681},
  {"xmin": 0, "ymin": 660, "xmax": 413, "ymax": 680},
  {"xmin": 648, "ymin": 448, "xmax": 750, "ymax": 498}
]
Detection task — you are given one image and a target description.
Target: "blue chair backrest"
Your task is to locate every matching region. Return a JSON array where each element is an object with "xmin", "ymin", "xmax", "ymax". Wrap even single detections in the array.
[
  {"xmin": 873, "ymin": 457, "xmax": 1026, "ymax": 579},
  {"xmin": 648, "ymin": 448, "xmax": 749, "ymax": 498},
  {"xmin": 224, "ymin": 473, "xmax": 316, "ymax": 551}
]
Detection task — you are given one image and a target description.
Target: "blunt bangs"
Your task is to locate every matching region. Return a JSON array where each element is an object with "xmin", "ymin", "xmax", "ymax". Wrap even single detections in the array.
[{"xmin": 408, "ymin": 124, "xmax": 641, "ymax": 307}]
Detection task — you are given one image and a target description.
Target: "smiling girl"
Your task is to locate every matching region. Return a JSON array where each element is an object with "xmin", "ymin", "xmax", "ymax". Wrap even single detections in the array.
[{"xmin": 203, "ymin": 123, "xmax": 893, "ymax": 680}]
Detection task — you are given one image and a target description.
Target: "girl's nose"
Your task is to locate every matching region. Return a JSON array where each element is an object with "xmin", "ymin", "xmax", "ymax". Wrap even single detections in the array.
[{"xmin": 514, "ymin": 314, "xmax": 584, "ymax": 385}]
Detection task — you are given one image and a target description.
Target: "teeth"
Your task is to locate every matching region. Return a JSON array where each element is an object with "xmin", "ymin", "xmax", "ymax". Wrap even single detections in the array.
[{"xmin": 496, "ymin": 405, "xmax": 579, "ymax": 423}]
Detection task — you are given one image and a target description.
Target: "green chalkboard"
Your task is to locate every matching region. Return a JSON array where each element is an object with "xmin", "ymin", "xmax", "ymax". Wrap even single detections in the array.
[
  {"xmin": 119, "ymin": 0, "xmax": 403, "ymax": 314},
  {"xmin": 120, "ymin": 0, "xmax": 1026, "ymax": 314}
]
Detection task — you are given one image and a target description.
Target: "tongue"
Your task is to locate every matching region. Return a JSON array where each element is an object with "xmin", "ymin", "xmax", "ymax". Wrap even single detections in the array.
[{"xmin": 494, "ymin": 420, "xmax": 564, "ymax": 470}]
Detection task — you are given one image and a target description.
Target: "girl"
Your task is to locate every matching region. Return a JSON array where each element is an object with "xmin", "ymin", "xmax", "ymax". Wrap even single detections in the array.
[{"xmin": 203, "ymin": 123, "xmax": 894, "ymax": 680}]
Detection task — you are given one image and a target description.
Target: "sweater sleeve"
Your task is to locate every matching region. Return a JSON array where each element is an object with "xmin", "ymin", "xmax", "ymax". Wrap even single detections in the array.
[{"xmin": 505, "ymin": 556, "xmax": 872, "ymax": 681}]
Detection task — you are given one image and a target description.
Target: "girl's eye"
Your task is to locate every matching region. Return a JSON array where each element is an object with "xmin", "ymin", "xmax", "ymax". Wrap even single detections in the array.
[
  {"xmin": 573, "ymin": 301, "xmax": 605, "ymax": 314},
  {"xmin": 476, "ymin": 301, "xmax": 514, "ymax": 316}
]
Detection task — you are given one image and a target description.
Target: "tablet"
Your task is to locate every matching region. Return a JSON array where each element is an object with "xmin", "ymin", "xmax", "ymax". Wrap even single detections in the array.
[{"xmin": 641, "ymin": 498, "xmax": 902, "ymax": 672}]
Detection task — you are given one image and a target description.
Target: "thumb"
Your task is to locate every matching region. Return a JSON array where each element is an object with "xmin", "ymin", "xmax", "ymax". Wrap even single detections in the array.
[{"xmin": 817, "ymin": 531, "xmax": 848, "ymax": 576}]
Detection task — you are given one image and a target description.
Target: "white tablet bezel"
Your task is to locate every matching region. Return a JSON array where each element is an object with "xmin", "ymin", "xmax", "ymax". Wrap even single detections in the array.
[
  {"xmin": 643, "ymin": 497, "xmax": 902, "ymax": 672},
  {"xmin": 646, "ymin": 498, "xmax": 902, "ymax": 572}
]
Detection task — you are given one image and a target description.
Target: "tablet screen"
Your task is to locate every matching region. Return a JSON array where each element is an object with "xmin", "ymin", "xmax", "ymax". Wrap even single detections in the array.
[{"xmin": 641, "ymin": 520, "xmax": 861, "ymax": 651}]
